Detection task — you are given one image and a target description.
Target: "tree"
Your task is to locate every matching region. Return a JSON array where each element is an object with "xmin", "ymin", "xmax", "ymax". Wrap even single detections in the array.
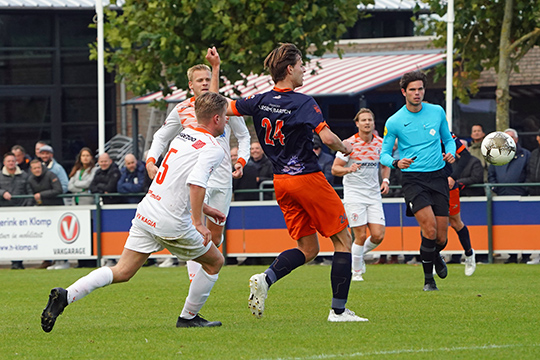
[
  {"xmin": 426, "ymin": 0, "xmax": 540, "ymax": 130},
  {"xmin": 92, "ymin": 0, "xmax": 372, "ymax": 102}
]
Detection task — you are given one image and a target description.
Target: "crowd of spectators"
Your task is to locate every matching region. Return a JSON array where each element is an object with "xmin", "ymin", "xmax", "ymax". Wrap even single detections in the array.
[{"xmin": 2, "ymin": 127, "xmax": 540, "ymax": 269}]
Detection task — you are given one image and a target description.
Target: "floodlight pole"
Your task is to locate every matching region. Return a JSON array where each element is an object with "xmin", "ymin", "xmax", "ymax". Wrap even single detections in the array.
[
  {"xmin": 446, "ymin": 0, "xmax": 455, "ymax": 131},
  {"xmin": 96, "ymin": 0, "xmax": 106, "ymax": 155}
]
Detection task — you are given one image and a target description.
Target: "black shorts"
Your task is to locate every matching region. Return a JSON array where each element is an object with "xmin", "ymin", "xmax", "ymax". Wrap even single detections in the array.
[{"xmin": 401, "ymin": 169, "xmax": 449, "ymax": 217}]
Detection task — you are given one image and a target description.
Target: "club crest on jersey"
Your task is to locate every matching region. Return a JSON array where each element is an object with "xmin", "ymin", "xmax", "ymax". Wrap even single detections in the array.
[
  {"xmin": 313, "ymin": 105, "xmax": 321, "ymax": 114},
  {"xmin": 192, "ymin": 140, "xmax": 206, "ymax": 149}
]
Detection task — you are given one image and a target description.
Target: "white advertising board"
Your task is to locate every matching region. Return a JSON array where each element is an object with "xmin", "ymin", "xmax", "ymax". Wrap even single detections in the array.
[{"xmin": 0, "ymin": 206, "xmax": 92, "ymax": 260}]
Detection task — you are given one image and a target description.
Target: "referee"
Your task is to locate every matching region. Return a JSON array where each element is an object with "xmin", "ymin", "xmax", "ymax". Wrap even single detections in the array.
[{"xmin": 380, "ymin": 71, "xmax": 456, "ymax": 291}]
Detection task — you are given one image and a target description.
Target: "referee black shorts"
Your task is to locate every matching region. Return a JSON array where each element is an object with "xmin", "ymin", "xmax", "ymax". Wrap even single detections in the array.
[{"xmin": 401, "ymin": 169, "xmax": 449, "ymax": 217}]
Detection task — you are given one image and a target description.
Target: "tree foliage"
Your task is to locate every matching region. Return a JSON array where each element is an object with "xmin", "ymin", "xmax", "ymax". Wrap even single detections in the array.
[
  {"xmin": 91, "ymin": 0, "xmax": 371, "ymax": 100},
  {"xmin": 425, "ymin": 0, "xmax": 540, "ymax": 130}
]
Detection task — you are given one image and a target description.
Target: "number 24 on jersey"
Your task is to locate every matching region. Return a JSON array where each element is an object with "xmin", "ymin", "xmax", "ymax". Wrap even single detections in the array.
[{"xmin": 261, "ymin": 118, "xmax": 285, "ymax": 146}]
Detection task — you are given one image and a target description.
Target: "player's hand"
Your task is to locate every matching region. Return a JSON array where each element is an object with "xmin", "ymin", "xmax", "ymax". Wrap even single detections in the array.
[
  {"xmin": 380, "ymin": 182, "xmax": 389, "ymax": 195},
  {"xmin": 348, "ymin": 163, "xmax": 360, "ymax": 173},
  {"xmin": 34, "ymin": 193, "xmax": 41, "ymax": 201},
  {"xmin": 232, "ymin": 162, "xmax": 244, "ymax": 179},
  {"xmin": 443, "ymin": 152, "xmax": 455, "ymax": 164},
  {"xmin": 203, "ymin": 204, "xmax": 226, "ymax": 225},
  {"xmin": 342, "ymin": 141, "xmax": 353, "ymax": 155},
  {"xmin": 146, "ymin": 162, "xmax": 158, "ymax": 180},
  {"xmin": 399, "ymin": 157, "xmax": 416, "ymax": 169},
  {"xmin": 448, "ymin": 177, "xmax": 456, "ymax": 189},
  {"xmin": 2, "ymin": 192, "xmax": 11, "ymax": 201},
  {"xmin": 206, "ymin": 46, "xmax": 220, "ymax": 67},
  {"xmin": 195, "ymin": 223, "xmax": 212, "ymax": 245}
]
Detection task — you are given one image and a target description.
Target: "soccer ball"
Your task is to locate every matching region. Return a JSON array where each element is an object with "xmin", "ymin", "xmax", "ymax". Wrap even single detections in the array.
[{"xmin": 481, "ymin": 131, "xmax": 516, "ymax": 166}]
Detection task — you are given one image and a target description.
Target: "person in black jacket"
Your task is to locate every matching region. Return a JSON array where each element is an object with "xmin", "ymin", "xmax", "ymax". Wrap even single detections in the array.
[
  {"xmin": 28, "ymin": 159, "xmax": 63, "ymax": 206},
  {"xmin": 1, "ymin": 152, "xmax": 33, "ymax": 269},
  {"xmin": 233, "ymin": 142, "xmax": 273, "ymax": 201},
  {"xmin": 89, "ymin": 152, "xmax": 121, "ymax": 204},
  {"xmin": 456, "ymin": 154, "xmax": 484, "ymax": 197}
]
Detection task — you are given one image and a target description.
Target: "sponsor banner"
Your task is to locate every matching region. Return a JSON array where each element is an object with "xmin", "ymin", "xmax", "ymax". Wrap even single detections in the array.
[{"xmin": 0, "ymin": 207, "xmax": 91, "ymax": 260}]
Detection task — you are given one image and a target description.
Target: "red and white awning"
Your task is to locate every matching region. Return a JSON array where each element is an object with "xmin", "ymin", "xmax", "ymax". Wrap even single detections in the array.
[{"xmin": 125, "ymin": 52, "xmax": 445, "ymax": 105}]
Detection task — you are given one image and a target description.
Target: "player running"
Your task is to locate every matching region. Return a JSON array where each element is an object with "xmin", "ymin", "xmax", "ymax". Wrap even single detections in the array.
[
  {"xmin": 41, "ymin": 93, "xmax": 229, "ymax": 331},
  {"xmin": 146, "ymin": 47, "xmax": 250, "ymax": 280},
  {"xmin": 380, "ymin": 71, "xmax": 455, "ymax": 291},
  {"xmin": 331, "ymin": 108, "xmax": 391, "ymax": 282},
  {"xmin": 208, "ymin": 44, "xmax": 368, "ymax": 322}
]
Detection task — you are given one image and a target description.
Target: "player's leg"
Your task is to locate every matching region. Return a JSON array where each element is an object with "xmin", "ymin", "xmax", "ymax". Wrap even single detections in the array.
[
  {"xmin": 41, "ymin": 225, "xmax": 154, "ymax": 333},
  {"xmin": 414, "ymin": 206, "xmax": 439, "ymax": 290},
  {"xmin": 361, "ymin": 201, "xmax": 387, "ymax": 272},
  {"xmin": 450, "ymin": 211, "xmax": 476, "ymax": 275},
  {"xmin": 186, "ymin": 187, "xmax": 229, "ymax": 282},
  {"xmin": 351, "ymin": 225, "xmax": 367, "ymax": 280},
  {"xmin": 41, "ymin": 249, "xmax": 148, "ymax": 333},
  {"xmin": 346, "ymin": 202, "xmax": 368, "ymax": 278},
  {"xmin": 327, "ymin": 227, "xmax": 368, "ymax": 322},
  {"xmin": 177, "ymin": 243, "xmax": 224, "ymax": 328}
]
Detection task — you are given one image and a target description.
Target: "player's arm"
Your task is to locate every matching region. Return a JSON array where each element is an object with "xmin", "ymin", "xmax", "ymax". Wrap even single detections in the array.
[
  {"xmin": 206, "ymin": 47, "xmax": 238, "ymax": 117},
  {"xmin": 146, "ymin": 111, "xmax": 183, "ymax": 179},
  {"xmin": 318, "ymin": 126, "xmax": 352, "ymax": 155},
  {"xmin": 380, "ymin": 164, "xmax": 391, "ymax": 194},
  {"xmin": 380, "ymin": 127, "xmax": 397, "ymax": 168},
  {"xmin": 229, "ymin": 116, "xmax": 251, "ymax": 179},
  {"xmin": 206, "ymin": 46, "xmax": 221, "ymax": 95},
  {"xmin": 331, "ymin": 156, "xmax": 358, "ymax": 176}
]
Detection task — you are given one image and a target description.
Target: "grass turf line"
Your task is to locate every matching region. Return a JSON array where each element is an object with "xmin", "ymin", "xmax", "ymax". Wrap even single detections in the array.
[{"xmin": 1, "ymin": 263, "xmax": 539, "ymax": 359}]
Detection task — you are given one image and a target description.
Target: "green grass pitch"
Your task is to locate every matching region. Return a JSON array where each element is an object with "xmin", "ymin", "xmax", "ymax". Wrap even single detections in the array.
[{"xmin": 1, "ymin": 263, "xmax": 539, "ymax": 359}]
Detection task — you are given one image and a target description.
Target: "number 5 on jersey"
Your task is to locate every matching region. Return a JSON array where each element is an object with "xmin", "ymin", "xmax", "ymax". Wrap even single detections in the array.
[
  {"xmin": 262, "ymin": 118, "xmax": 285, "ymax": 146},
  {"xmin": 155, "ymin": 148, "xmax": 178, "ymax": 185}
]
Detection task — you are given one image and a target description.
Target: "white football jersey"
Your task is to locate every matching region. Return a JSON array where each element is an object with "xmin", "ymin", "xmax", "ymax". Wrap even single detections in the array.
[
  {"xmin": 146, "ymin": 97, "xmax": 250, "ymax": 189},
  {"xmin": 336, "ymin": 133, "xmax": 383, "ymax": 204},
  {"xmin": 134, "ymin": 127, "xmax": 225, "ymax": 237}
]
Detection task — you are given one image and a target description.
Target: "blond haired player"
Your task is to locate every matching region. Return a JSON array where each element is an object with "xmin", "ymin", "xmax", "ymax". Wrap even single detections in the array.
[
  {"xmin": 41, "ymin": 92, "xmax": 229, "ymax": 330},
  {"xmin": 146, "ymin": 47, "xmax": 250, "ymax": 278},
  {"xmin": 332, "ymin": 109, "xmax": 390, "ymax": 282}
]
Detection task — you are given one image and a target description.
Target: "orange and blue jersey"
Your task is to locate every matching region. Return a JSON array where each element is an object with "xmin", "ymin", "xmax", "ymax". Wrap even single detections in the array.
[{"xmin": 231, "ymin": 87, "xmax": 327, "ymax": 176}]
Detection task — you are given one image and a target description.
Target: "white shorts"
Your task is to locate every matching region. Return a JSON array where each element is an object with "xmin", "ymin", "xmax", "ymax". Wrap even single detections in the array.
[
  {"xmin": 124, "ymin": 223, "xmax": 211, "ymax": 261},
  {"xmin": 204, "ymin": 187, "xmax": 232, "ymax": 225},
  {"xmin": 344, "ymin": 201, "xmax": 386, "ymax": 228}
]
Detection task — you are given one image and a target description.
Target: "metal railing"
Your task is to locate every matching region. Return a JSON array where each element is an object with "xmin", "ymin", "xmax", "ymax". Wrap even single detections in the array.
[{"xmin": 5, "ymin": 182, "xmax": 540, "ymax": 264}]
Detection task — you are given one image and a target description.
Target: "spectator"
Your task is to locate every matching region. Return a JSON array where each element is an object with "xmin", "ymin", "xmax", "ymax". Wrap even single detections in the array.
[
  {"xmin": 68, "ymin": 147, "xmax": 97, "ymax": 205},
  {"xmin": 117, "ymin": 153, "xmax": 147, "ymax": 203},
  {"xmin": 28, "ymin": 159, "xmax": 63, "ymax": 206},
  {"xmin": 233, "ymin": 142, "xmax": 273, "ymax": 200},
  {"xmin": 11, "ymin": 145, "xmax": 31, "ymax": 172},
  {"xmin": 468, "ymin": 124, "xmax": 489, "ymax": 182},
  {"xmin": 34, "ymin": 140, "xmax": 47, "ymax": 161},
  {"xmin": 1, "ymin": 152, "xmax": 32, "ymax": 269},
  {"xmin": 89, "ymin": 152, "xmax": 121, "ymax": 204},
  {"xmin": 455, "ymin": 140, "xmax": 485, "ymax": 197},
  {"xmin": 39, "ymin": 145, "xmax": 69, "ymax": 194},
  {"xmin": 313, "ymin": 135, "xmax": 335, "ymax": 184},
  {"xmin": 28, "ymin": 159, "xmax": 67, "ymax": 270},
  {"xmin": 488, "ymin": 128, "xmax": 531, "ymax": 264}
]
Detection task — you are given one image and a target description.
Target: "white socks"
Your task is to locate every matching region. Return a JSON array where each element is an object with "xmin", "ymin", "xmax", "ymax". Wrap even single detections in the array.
[
  {"xmin": 66, "ymin": 267, "xmax": 113, "ymax": 304},
  {"xmin": 186, "ymin": 260, "xmax": 202, "ymax": 282},
  {"xmin": 352, "ymin": 243, "xmax": 364, "ymax": 272},
  {"xmin": 180, "ymin": 268, "xmax": 218, "ymax": 319},
  {"xmin": 363, "ymin": 236, "xmax": 378, "ymax": 253}
]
